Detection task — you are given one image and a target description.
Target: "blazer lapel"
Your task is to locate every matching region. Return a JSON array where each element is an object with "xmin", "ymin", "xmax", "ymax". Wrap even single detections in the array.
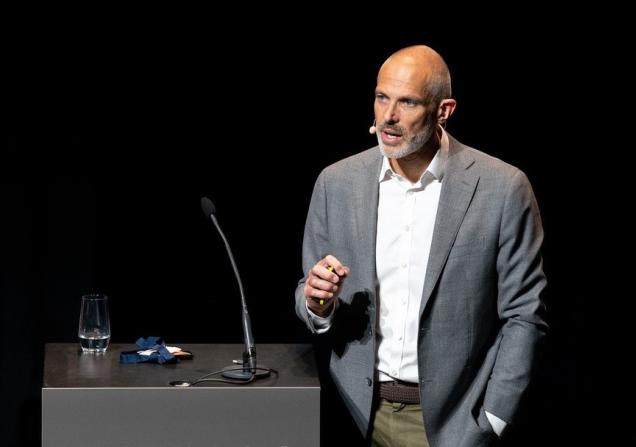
[
  {"xmin": 419, "ymin": 138, "xmax": 479, "ymax": 317},
  {"xmin": 353, "ymin": 150, "xmax": 383, "ymax": 291}
]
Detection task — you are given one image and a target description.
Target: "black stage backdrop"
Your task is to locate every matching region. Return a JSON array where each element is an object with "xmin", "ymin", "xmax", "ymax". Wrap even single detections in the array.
[{"xmin": 2, "ymin": 14, "xmax": 629, "ymax": 447}]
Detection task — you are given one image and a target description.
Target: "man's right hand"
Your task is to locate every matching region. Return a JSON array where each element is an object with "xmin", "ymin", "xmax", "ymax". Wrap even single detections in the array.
[{"xmin": 304, "ymin": 255, "xmax": 350, "ymax": 317}]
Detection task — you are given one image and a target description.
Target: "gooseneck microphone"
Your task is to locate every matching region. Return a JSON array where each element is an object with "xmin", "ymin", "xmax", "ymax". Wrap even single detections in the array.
[{"xmin": 200, "ymin": 197, "xmax": 270, "ymax": 381}]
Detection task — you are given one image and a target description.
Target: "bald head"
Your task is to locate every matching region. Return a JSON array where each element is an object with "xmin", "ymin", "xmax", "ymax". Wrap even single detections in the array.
[{"xmin": 379, "ymin": 45, "xmax": 452, "ymax": 107}]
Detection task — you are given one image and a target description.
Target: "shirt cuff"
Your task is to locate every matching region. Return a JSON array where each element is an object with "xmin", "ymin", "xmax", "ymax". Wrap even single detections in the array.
[
  {"xmin": 485, "ymin": 410, "xmax": 507, "ymax": 437},
  {"xmin": 305, "ymin": 300, "xmax": 334, "ymax": 334}
]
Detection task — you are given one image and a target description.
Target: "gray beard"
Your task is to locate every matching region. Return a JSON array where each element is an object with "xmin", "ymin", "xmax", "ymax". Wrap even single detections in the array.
[{"xmin": 378, "ymin": 122, "xmax": 435, "ymax": 159}]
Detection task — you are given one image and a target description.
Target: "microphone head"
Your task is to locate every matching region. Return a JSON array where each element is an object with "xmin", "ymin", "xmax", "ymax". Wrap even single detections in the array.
[
  {"xmin": 369, "ymin": 125, "xmax": 376, "ymax": 134},
  {"xmin": 200, "ymin": 197, "xmax": 216, "ymax": 217}
]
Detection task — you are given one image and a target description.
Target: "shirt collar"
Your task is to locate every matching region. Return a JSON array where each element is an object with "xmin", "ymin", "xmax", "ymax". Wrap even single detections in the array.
[{"xmin": 379, "ymin": 126, "xmax": 450, "ymax": 183}]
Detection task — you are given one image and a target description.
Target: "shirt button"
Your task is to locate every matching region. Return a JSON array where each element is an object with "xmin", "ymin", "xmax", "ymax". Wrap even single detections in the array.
[
  {"xmin": 404, "ymin": 225, "xmax": 410, "ymax": 232},
  {"xmin": 366, "ymin": 377, "xmax": 373, "ymax": 386},
  {"xmin": 398, "ymin": 336, "xmax": 403, "ymax": 341},
  {"xmin": 401, "ymin": 263, "xmax": 407, "ymax": 269}
]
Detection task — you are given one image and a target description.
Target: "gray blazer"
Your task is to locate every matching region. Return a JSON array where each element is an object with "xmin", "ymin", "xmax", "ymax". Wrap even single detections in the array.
[{"xmin": 295, "ymin": 134, "xmax": 548, "ymax": 447}]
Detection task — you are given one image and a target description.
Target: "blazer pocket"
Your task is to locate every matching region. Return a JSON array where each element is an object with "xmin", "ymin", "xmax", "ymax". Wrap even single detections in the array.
[{"xmin": 448, "ymin": 237, "xmax": 486, "ymax": 260}]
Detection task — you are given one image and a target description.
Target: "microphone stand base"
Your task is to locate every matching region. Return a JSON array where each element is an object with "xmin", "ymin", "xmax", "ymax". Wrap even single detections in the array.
[{"xmin": 221, "ymin": 365, "xmax": 271, "ymax": 381}]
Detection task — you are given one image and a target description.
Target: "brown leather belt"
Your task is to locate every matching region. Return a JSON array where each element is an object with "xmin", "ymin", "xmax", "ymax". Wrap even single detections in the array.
[{"xmin": 378, "ymin": 380, "xmax": 420, "ymax": 404}]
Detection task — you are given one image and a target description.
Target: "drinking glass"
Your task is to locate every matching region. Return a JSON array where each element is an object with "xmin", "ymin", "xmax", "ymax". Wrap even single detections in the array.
[{"xmin": 78, "ymin": 294, "xmax": 110, "ymax": 353}]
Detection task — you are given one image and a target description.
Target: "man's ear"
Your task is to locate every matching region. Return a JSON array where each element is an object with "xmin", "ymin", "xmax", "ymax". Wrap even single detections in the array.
[{"xmin": 437, "ymin": 99, "xmax": 457, "ymax": 125}]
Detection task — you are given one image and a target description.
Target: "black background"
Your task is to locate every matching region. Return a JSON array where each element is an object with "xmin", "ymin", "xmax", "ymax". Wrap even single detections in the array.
[{"xmin": 2, "ymin": 10, "xmax": 630, "ymax": 446}]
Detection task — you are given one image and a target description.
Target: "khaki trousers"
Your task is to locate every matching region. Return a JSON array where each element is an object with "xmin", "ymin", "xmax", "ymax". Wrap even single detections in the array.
[{"xmin": 370, "ymin": 399, "xmax": 429, "ymax": 447}]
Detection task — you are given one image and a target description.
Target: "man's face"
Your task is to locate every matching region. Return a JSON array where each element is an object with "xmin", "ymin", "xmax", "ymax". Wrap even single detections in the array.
[{"xmin": 374, "ymin": 62, "xmax": 437, "ymax": 159}]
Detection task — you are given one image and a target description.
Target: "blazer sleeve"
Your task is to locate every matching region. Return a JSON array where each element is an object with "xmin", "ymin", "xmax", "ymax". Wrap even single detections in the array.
[
  {"xmin": 295, "ymin": 170, "xmax": 330, "ymax": 333},
  {"xmin": 484, "ymin": 169, "xmax": 549, "ymax": 423}
]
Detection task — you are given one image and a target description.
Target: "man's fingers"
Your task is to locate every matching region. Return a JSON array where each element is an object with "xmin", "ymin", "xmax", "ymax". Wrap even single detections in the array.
[
  {"xmin": 309, "ymin": 276, "xmax": 338, "ymax": 292},
  {"xmin": 305, "ymin": 275, "xmax": 336, "ymax": 298},
  {"xmin": 323, "ymin": 255, "xmax": 349, "ymax": 277},
  {"xmin": 311, "ymin": 263, "xmax": 341, "ymax": 283},
  {"xmin": 304, "ymin": 256, "xmax": 349, "ymax": 307},
  {"xmin": 309, "ymin": 288, "xmax": 334, "ymax": 299}
]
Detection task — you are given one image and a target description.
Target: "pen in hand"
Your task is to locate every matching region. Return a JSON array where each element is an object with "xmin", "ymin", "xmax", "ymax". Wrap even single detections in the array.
[{"xmin": 314, "ymin": 265, "xmax": 337, "ymax": 306}]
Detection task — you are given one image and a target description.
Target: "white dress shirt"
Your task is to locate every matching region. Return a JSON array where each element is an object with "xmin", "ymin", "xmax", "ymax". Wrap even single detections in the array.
[{"xmin": 375, "ymin": 134, "xmax": 447, "ymax": 384}]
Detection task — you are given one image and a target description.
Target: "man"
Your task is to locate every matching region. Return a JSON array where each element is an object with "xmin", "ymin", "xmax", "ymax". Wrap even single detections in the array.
[{"xmin": 295, "ymin": 45, "xmax": 547, "ymax": 446}]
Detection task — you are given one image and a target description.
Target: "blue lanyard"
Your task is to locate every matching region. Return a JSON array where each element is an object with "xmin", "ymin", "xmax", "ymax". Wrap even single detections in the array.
[{"xmin": 119, "ymin": 336, "xmax": 177, "ymax": 364}]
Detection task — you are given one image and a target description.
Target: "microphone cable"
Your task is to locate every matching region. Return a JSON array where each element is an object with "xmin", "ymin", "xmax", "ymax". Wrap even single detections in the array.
[{"xmin": 170, "ymin": 366, "xmax": 278, "ymax": 387}]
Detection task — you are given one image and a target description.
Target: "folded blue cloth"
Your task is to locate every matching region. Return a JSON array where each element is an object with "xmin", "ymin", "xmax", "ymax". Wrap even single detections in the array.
[{"xmin": 119, "ymin": 336, "xmax": 177, "ymax": 364}]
